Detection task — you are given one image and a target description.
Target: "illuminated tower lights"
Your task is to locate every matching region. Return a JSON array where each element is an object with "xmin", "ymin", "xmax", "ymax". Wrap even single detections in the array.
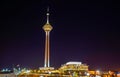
[{"xmin": 42, "ymin": 8, "xmax": 53, "ymax": 68}]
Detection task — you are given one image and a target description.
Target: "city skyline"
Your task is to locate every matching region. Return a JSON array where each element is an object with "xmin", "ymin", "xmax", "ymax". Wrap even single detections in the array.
[{"xmin": 0, "ymin": 0, "xmax": 120, "ymax": 70}]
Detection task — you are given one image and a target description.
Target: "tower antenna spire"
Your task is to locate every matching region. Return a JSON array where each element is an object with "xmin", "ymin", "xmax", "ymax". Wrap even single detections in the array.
[{"xmin": 46, "ymin": 7, "xmax": 50, "ymax": 24}]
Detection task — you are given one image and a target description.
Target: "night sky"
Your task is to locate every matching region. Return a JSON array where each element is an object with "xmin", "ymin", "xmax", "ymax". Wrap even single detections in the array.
[{"xmin": 0, "ymin": 0, "xmax": 120, "ymax": 70}]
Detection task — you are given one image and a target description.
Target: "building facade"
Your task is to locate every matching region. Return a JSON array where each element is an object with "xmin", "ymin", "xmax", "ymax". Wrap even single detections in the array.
[{"xmin": 59, "ymin": 61, "xmax": 89, "ymax": 77}]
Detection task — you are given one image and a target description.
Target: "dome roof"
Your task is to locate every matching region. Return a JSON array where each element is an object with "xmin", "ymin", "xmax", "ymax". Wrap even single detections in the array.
[{"xmin": 66, "ymin": 61, "xmax": 82, "ymax": 65}]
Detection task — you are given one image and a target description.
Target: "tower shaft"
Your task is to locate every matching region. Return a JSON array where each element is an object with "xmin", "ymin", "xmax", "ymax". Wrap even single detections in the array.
[{"xmin": 44, "ymin": 31, "xmax": 50, "ymax": 67}]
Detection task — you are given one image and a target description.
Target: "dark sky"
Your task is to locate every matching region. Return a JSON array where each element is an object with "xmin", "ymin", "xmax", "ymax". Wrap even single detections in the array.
[{"xmin": 0, "ymin": 0, "xmax": 120, "ymax": 70}]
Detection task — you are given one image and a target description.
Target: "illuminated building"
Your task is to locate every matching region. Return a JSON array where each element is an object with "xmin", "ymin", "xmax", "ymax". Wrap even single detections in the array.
[{"xmin": 59, "ymin": 61, "xmax": 89, "ymax": 77}]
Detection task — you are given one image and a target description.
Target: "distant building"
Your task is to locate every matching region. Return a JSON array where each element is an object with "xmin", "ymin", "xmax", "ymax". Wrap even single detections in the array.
[{"xmin": 89, "ymin": 70, "xmax": 118, "ymax": 77}]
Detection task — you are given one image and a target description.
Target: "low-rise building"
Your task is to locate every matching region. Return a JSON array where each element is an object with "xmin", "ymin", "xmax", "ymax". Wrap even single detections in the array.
[{"xmin": 59, "ymin": 61, "xmax": 89, "ymax": 77}]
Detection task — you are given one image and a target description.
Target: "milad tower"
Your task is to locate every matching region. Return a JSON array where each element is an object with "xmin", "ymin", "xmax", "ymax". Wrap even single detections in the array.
[{"xmin": 40, "ymin": 8, "xmax": 54, "ymax": 70}]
